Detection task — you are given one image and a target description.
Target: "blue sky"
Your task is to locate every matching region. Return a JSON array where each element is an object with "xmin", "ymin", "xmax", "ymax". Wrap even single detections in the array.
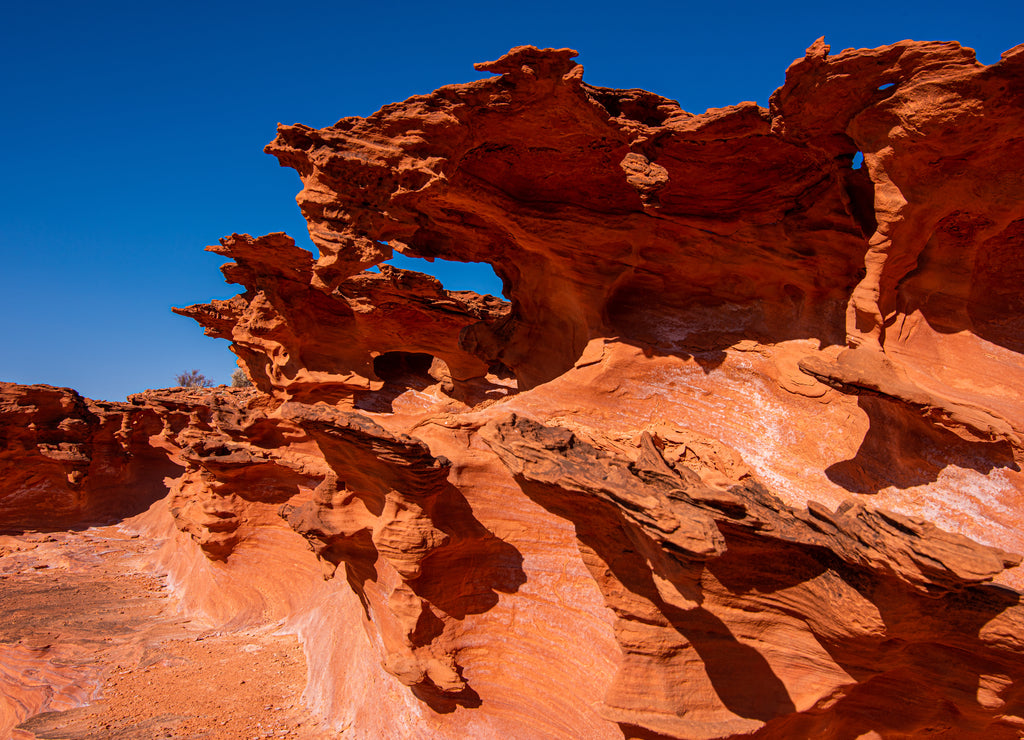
[{"xmin": 2, "ymin": 0, "xmax": 1020, "ymax": 400}]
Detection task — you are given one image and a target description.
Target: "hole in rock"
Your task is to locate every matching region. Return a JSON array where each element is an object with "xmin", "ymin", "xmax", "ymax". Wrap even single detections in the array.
[
  {"xmin": 842, "ymin": 149, "xmax": 876, "ymax": 237},
  {"xmin": 877, "ymin": 82, "xmax": 895, "ymax": 91},
  {"xmin": 372, "ymin": 351, "xmax": 441, "ymax": 385},
  {"xmin": 356, "ymin": 246, "xmax": 521, "ymax": 406},
  {"xmin": 360, "ymin": 351, "xmax": 447, "ymax": 412},
  {"xmin": 384, "ymin": 251, "xmax": 506, "ymax": 298},
  {"xmin": 587, "ymin": 88, "xmax": 674, "ymax": 127},
  {"xmin": 487, "ymin": 360, "xmax": 516, "ymax": 380},
  {"xmin": 362, "ymin": 350, "xmax": 517, "ymax": 413}
]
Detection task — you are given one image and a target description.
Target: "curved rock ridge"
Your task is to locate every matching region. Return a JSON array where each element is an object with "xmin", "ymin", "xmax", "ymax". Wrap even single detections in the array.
[
  {"xmin": 482, "ymin": 413, "xmax": 1024, "ymax": 738},
  {"xmin": 278, "ymin": 401, "xmax": 525, "ymax": 708},
  {"xmin": 4, "ymin": 39, "xmax": 1024, "ymax": 740},
  {"xmin": 482, "ymin": 414, "xmax": 1019, "ymax": 593}
]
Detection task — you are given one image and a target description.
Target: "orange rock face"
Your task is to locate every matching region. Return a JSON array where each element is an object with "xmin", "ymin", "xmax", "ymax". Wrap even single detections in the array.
[
  {"xmin": 5, "ymin": 40, "xmax": 1024, "ymax": 739},
  {"xmin": 0, "ymin": 383, "xmax": 184, "ymax": 531}
]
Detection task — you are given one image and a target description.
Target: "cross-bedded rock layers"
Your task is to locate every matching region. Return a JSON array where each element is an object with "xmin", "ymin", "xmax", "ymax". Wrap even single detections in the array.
[{"xmin": 4, "ymin": 39, "xmax": 1024, "ymax": 739}]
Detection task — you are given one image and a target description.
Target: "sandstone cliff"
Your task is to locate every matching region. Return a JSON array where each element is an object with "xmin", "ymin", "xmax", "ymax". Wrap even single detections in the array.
[{"xmin": 3, "ymin": 39, "xmax": 1024, "ymax": 739}]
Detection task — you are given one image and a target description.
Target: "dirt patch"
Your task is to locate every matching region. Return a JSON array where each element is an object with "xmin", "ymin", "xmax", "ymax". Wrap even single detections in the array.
[{"xmin": 0, "ymin": 528, "xmax": 333, "ymax": 740}]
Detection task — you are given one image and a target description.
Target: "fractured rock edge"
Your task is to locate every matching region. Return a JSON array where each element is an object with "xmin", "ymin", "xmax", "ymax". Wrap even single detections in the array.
[{"xmin": 4, "ymin": 36, "xmax": 1024, "ymax": 740}]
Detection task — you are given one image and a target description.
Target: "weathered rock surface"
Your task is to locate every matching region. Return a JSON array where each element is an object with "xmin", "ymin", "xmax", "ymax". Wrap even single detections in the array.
[
  {"xmin": 174, "ymin": 232, "xmax": 512, "ymax": 405},
  {"xmin": 483, "ymin": 414, "xmax": 1024, "ymax": 737},
  {"xmin": 4, "ymin": 39, "xmax": 1024, "ymax": 739},
  {"xmin": 0, "ymin": 383, "xmax": 184, "ymax": 532}
]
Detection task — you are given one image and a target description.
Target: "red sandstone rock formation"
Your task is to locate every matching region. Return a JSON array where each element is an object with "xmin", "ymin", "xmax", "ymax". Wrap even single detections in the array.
[
  {"xmin": 173, "ymin": 232, "xmax": 512, "ymax": 405},
  {"xmin": 4, "ymin": 39, "xmax": 1024, "ymax": 739},
  {"xmin": 0, "ymin": 383, "xmax": 184, "ymax": 532}
]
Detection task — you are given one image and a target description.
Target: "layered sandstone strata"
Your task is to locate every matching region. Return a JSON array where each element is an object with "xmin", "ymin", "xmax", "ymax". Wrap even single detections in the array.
[{"xmin": 4, "ymin": 39, "xmax": 1024, "ymax": 739}]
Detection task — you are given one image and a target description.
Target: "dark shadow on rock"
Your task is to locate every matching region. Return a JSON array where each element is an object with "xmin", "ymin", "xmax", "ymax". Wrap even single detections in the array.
[
  {"xmin": 411, "ymin": 678, "xmax": 482, "ymax": 713},
  {"xmin": 353, "ymin": 350, "xmax": 516, "ymax": 412},
  {"xmin": 482, "ymin": 404, "xmax": 1024, "ymax": 736},
  {"xmin": 826, "ymin": 396, "xmax": 1018, "ymax": 494},
  {"xmin": 398, "ymin": 481, "xmax": 524, "ymax": 713},
  {"xmin": 509, "ymin": 463, "xmax": 1024, "ymax": 734},
  {"xmin": 332, "ymin": 532, "xmax": 380, "ymax": 615},
  {"xmin": 280, "ymin": 415, "xmax": 525, "ymax": 713},
  {"xmin": 907, "ymin": 214, "xmax": 1024, "ymax": 357},
  {"xmin": 799, "ymin": 570, "xmax": 1024, "ymax": 739},
  {"xmin": 604, "ymin": 277, "xmax": 849, "ymax": 377},
  {"xmin": 634, "ymin": 341, "xmax": 728, "ymax": 374},
  {"xmin": 407, "ymin": 482, "xmax": 526, "ymax": 619},
  {"xmin": 512, "ymin": 474, "xmax": 797, "ymax": 723},
  {"xmin": 663, "ymin": 602, "xmax": 796, "ymax": 721},
  {"xmin": 0, "ymin": 453, "xmax": 186, "ymax": 536},
  {"xmin": 409, "ymin": 601, "xmax": 448, "ymax": 646},
  {"xmin": 706, "ymin": 526, "xmax": 830, "ymax": 596}
]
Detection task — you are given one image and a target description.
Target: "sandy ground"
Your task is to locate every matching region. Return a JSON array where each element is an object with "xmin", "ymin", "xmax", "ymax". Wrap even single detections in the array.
[{"xmin": 0, "ymin": 527, "xmax": 333, "ymax": 740}]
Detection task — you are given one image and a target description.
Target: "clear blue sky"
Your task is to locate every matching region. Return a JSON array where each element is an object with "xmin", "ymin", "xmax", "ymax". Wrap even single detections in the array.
[{"xmin": 2, "ymin": 0, "xmax": 1020, "ymax": 400}]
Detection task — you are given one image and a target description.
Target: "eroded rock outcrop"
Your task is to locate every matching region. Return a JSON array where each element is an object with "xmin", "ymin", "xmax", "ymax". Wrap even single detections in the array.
[
  {"xmin": 4, "ymin": 39, "xmax": 1024, "ymax": 739},
  {"xmin": 174, "ymin": 232, "xmax": 512, "ymax": 405},
  {"xmin": 483, "ymin": 414, "xmax": 1024, "ymax": 737},
  {"xmin": 0, "ymin": 383, "xmax": 184, "ymax": 531},
  {"xmin": 278, "ymin": 402, "xmax": 524, "ymax": 707}
]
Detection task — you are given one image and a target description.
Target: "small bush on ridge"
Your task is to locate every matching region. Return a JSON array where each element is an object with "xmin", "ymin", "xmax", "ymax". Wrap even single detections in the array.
[
  {"xmin": 176, "ymin": 369, "xmax": 214, "ymax": 388},
  {"xmin": 231, "ymin": 368, "xmax": 253, "ymax": 388}
]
